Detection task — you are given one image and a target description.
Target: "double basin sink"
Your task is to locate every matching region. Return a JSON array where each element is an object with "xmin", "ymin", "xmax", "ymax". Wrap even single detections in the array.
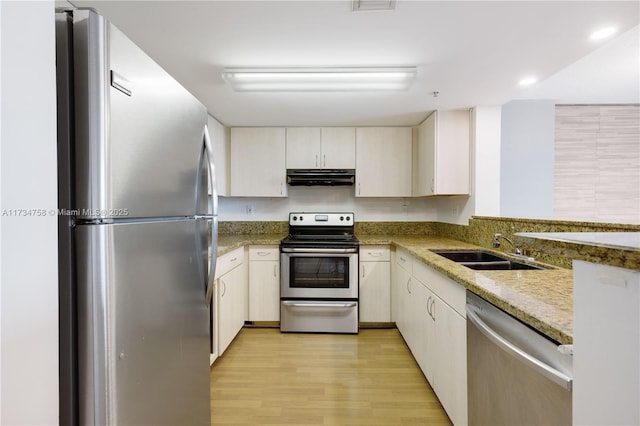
[{"xmin": 431, "ymin": 250, "xmax": 546, "ymax": 271}]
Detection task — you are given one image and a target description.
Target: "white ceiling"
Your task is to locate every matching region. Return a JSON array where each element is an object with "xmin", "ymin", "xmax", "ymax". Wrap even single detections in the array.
[{"xmin": 66, "ymin": 1, "xmax": 640, "ymax": 127}]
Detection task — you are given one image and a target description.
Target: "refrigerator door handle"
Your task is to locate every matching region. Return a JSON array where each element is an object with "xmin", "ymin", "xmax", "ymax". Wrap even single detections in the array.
[
  {"xmin": 203, "ymin": 126, "xmax": 218, "ymax": 305},
  {"xmin": 205, "ymin": 217, "xmax": 218, "ymax": 305}
]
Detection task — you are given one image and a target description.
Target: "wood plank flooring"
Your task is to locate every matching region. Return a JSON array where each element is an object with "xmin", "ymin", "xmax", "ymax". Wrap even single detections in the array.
[{"xmin": 210, "ymin": 327, "xmax": 452, "ymax": 425}]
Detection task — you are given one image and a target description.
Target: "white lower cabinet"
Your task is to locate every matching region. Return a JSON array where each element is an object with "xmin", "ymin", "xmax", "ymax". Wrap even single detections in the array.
[
  {"xmin": 393, "ymin": 248, "xmax": 413, "ymax": 335},
  {"xmin": 248, "ymin": 245, "xmax": 280, "ymax": 322},
  {"xmin": 216, "ymin": 247, "xmax": 247, "ymax": 357},
  {"xmin": 359, "ymin": 245, "xmax": 391, "ymax": 322},
  {"xmin": 394, "ymin": 247, "xmax": 468, "ymax": 426}
]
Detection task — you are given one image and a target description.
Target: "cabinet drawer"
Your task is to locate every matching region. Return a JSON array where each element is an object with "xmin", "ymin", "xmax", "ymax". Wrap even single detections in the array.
[
  {"xmin": 413, "ymin": 259, "xmax": 466, "ymax": 317},
  {"xmin": 216, "ymin": 247, "xmax": 244, "ymax": 278},
  {"xmin": 360, "ymin": 245, "xmax": 390, "ymax": 262},
  {"xmin": 395, "ymin": 247, "xmax": 413, "ymax": 271},
  {"xmin": 249, "ymin": 245, "xmax": 279, "ymax": 261}
]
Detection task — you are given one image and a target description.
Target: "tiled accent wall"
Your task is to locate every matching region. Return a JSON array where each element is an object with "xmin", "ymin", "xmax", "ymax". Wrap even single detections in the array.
[{"xmin": 554, "ymin": 105, "xmax": 640, "ymax": 225}]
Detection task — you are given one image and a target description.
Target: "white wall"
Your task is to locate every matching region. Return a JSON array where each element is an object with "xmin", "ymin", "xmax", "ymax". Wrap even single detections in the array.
[
  {"xmin": 500, "ymin": 99, "xmax": 555, "ymax": 219},
  {"xmin": 218, "ymin": 186, "xmax": 439, "ymax": 221},
  {"xmin": 0, "ymin": 1, "xmax": 59, "ymax": 424}
]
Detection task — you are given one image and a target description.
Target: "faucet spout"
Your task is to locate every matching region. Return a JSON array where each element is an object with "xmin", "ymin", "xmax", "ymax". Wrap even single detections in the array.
[{"xmin": 493, "ymin": 233, "xmax": 522, "ymax": 255}]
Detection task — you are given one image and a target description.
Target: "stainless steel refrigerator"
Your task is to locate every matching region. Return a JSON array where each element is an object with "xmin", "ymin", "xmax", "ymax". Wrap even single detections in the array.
[{"xmin": 56, "ymin": 8, "xmax": 217, "ymax": 425}]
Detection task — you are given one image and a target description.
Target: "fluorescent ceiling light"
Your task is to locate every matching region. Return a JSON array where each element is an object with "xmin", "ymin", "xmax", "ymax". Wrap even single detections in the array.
[
  {"xmin": 352, "ymin": 0, "xmax": 396, "ymax": 12},
  {"xmin": 221, "ymin": 67, "xmax": 417, "ymax": 92}
]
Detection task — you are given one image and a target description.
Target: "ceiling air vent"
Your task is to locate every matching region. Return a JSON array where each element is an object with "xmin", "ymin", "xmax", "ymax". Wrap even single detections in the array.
[{"xmin": 352, "ymin": 0, "xmax": 396, "ymax": 12}]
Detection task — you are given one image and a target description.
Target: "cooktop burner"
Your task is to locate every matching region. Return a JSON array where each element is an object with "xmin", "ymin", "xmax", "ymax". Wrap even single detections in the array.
[{"xmin": 281, "ymin": 212, "xmax": 358, "ymax": 249}]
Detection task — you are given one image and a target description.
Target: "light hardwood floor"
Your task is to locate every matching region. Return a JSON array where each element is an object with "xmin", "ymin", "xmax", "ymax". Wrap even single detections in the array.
[{"xmin": 210, "ymin": 327, "xmax": 452, "ymax": 425}]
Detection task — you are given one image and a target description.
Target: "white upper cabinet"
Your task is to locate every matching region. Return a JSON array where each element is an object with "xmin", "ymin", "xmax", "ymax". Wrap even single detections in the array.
[
  {"xmin": 286, "ymin": 127, "xmax": 356, "ymax": 169},
  {"xmin": 230, "ymin": 127, "xmax": 287, "ymax": 197},
  {"xmin": 414, "ymin": 110, "xmax": 470, "ymax": 196},
  {"xmin": 207, "ymin": 115, "xmax": 228, "ymax": 197},
  {"xmin": 355, "ymin": 127, "xmax": 412, "ymax": 197}
]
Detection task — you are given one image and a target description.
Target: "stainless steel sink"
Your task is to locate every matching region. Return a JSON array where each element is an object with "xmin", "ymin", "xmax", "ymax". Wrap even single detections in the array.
[{"xmin": 430, "ymin": 250, "xmax": 546, "ymax": 270}]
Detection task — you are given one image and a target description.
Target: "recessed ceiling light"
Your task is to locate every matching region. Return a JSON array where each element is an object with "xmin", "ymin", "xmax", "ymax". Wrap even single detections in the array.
[
  {"xmin": 518, "ymin": 77, "xmax": 538, "ymax": 87},
  {"xmin": 590, "ymin": 27, "xmax": 617, "ymax": 40}
]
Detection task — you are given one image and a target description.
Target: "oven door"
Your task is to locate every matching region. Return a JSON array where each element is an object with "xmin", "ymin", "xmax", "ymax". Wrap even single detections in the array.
[{"xmin": 280, "ymin": 250, "xmax": 358, "ymax": 299}]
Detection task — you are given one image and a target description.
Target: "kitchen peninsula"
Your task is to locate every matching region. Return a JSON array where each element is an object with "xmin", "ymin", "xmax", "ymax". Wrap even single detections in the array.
[{"xmin": 519, "ymin": 232, "xmax": 640, "ymax": 426}]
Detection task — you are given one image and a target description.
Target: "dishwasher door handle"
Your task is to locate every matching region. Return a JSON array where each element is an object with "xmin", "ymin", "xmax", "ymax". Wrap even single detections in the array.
[{"xmin": 466, "ymin": 305, "xmax": 573, "ymax": 391}]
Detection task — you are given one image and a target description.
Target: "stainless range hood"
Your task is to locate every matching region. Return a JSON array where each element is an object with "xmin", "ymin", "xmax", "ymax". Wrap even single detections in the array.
[{"xmin": 286, "ymin": 169, "xmax": 355, "ymax": 186}]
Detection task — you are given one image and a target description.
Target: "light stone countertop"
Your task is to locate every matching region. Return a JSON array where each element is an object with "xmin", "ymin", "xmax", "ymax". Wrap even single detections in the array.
[
  {"xmin": 216, "ymin": 234, "xmax": 286, "ymax": 256},
  {"xmin": 216, "ymin": 233, "xmax": 574, "ymax": 345},
  {"xmin": 516, "ymin": 232, "xmax": 640, "ymax": 271},
  {"xmin": 359, "ymin": 235, "xmax": 573, "ymax": 345}
]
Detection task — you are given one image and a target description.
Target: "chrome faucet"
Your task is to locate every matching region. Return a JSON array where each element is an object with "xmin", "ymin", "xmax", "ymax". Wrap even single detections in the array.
[{"xmin": 493, "ymin": 233, "xmax": 522, "ymax": 255}]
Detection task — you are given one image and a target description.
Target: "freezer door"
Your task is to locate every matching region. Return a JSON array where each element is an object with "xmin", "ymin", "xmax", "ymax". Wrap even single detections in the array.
[
  {"xmin": 76, "ymin": 220, "xmax": 209, "ymax": 425},
  {"xmin": 72, "ymin": 10, "xmax": 207, "ymax": 219}
]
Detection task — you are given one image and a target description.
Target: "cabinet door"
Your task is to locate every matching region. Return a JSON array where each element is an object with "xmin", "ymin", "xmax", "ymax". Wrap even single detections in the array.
[
  {"xmin": 230, "ymin": 127, "xmax": 287, "ymax": 197},
  {"xmin": 356, "ymin": 127, "xmax": 412, "ymax": 197},
  {"xmin": 207, "ymin": 115, "xmax": 228, "ymax": 197},
  {"xmin": 393, "ymin": 262, "xmax": 411, "ymax": 336},
  {"xmin": 249, "ymin": 260, "xmax": 280, "ymax": 321},
  {"xmin": 413, "ymin": 280, "xmax": 436, "ymax": 386},
  {"xmin": 414, "ymin": 113, "xmax": 436, "ymax": 196},
  {"xmin": 217, "ymin": 274, "xmax": 234, "ymax": 355},
  {"xmin": 360, "ymin": 261, "xmax": 391, "ymax": 322},
  {"xmin": 286, "ymin": 127, "xmax": 321, "ymax": 169},
  {"xmin": 433, "ymin": 295, "xmax": 467, "ymax": 426},
  {"xmin": 414, "ymin": 110, "xmax": 470, "ymax": 196},
  {"xmin": 320, "ymin": 127, "xmax": 356, "ymax": 169},
  {"xmin": 218, "ymin": 262, "xmax": 246, "ymax": 355}
]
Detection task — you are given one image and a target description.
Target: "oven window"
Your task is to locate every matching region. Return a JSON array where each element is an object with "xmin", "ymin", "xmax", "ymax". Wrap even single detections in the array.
[{"xmin": 289, "ymin": 256, "xmax": 349, "ymax": 289}]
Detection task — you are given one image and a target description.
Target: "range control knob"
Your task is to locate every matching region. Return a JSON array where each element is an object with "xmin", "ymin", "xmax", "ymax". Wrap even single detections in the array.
[
  {"xmin": 346, "ymin": 216, "xmax": 351, "ymax": 221},
  {"xmin": 292, "ymin": 216, "xmax": 298, "ymax": 221},
  {"xmin": 340, "ymin": 216, "xmax": 344, "ymax": 221}
]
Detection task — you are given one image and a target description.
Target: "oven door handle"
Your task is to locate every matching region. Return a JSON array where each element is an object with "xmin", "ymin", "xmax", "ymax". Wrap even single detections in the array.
[
  {"xmin": 281, "ymin": 247, "xmax": 358, "ymax": 254},
  {"xmin": 282, "ymin": 301, "xmax": 357, "ymax": 309}
]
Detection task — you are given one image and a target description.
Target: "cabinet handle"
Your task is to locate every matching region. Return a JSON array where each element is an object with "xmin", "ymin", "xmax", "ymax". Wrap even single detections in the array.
[
  {"xmin": 230, "ymin": 257, "xmax": 237, "ymax": 263},
  {"xmin": 362, "ymin": 265, "xmax": 366, "ymax": 278},
  {"xmin": 323, "ymin": 154, "xmax": 326, "ymax": 168},
  {"xmin": 431, "ymin": 298, "xmax": 436, "ymax": 321},
  {"xmin": 406, "ymin": 278, "xmax": 412, "ymax": 294},
  {"xmin": 221, "ymin": 279, "xmax": 227, "ymax": 297},
  {"xmin": 427, "ymin": 295, "xmax": 432, "ymax": 316},
  {"xmin": 273, "ymin": 264, "xmax": 277, "ymax": 277},
  {"xmin": 399, "ymin": 256, "xmax": 406, "ymax": 262},
  {"xmin": 315, "ymin": 154, "xmax": 318, "ymax": 167},
  {"xmin": 257, "ymin": 251, "xmax": 269, "ymax": 256},
  {"xmin": 368, "ymin": 252, "xmax": 383, "ymax": 257},
  {"xmin": 358, "ymin": 182, "xmax": 361, "ymax": 195},
  {"xmin": 280, "ymin": 183, "xmax": 283, "ymax": 195}
]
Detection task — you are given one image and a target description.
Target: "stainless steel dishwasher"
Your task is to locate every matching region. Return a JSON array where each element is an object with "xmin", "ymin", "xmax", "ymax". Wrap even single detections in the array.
[{"xmin": 466, "ymin": 291, "xmax": 573, "ymax": 425}]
